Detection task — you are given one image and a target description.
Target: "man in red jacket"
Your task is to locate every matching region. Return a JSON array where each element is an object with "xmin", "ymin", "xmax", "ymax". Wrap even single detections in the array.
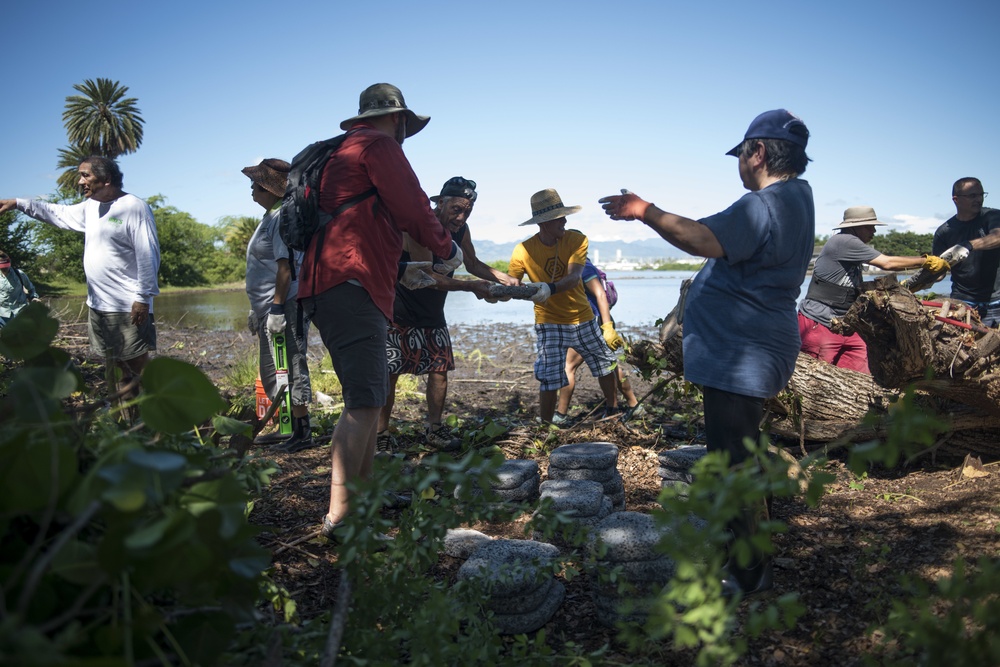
[{"xmin": 297, "ymin": 83, "xmax": 462, "ymax": 539}]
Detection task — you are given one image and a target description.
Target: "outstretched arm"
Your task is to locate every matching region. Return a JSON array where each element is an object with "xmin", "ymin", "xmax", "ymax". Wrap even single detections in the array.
[{"xmin": 599, "ymin": 192, "xmax": 724, "ymax": 258}]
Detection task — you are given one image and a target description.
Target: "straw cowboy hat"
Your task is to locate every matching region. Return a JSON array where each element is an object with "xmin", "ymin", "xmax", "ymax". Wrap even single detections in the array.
[
  {"xmin": 241, "ymin": 158, "xmax": 290, "ymax": 198},
  {"xmin": 339, "ymin": 83, "xmax": 430, "ymax": 138},
  {"xmin": 518, "ymin": 188, "xmax": 582, "ymax": 226},
  {"xmin": 836, "ymin": 206, "xmax": 888, "ymax": 229}
]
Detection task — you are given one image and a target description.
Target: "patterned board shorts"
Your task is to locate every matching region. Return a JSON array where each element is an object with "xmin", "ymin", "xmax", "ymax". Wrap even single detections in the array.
[{"xmin": 386, "ymin": 323, "xmax": 454, "ymax": 375}]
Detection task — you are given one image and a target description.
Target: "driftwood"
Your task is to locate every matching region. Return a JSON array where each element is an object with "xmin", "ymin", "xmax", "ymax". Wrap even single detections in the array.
[{"xmin": 628, "ymin": 277, "xmax": 1000, "ymax": 460}]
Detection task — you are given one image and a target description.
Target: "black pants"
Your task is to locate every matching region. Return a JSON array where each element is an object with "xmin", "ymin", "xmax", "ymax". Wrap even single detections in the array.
[{"xmin": 702, "ymin": 385, "xmax": 764, "ymax": 466}]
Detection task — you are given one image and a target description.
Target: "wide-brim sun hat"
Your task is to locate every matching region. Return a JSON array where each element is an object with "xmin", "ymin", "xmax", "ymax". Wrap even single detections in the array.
[
  {"xmin": 726, "ymin": 109, "xmax": 810, "ymax": 156},
  {"xmin": 836, "ymin": 206, "xmax": 888, "ymax": 229},
  {"xmin": 518, "ymin": 188, "xmax": 582, "ymax": 226},
  {"xmin": 242, "ymin": 158, "xmax": 290, "ymax": 198},
  {"xmin": 339, "ymin": 83, "xmax": 430, "ymax": 138}
]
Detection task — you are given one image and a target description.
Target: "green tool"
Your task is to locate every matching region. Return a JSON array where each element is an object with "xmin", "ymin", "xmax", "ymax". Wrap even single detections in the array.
[{"xmin": 272, "ymin": 332, "xmax": 293, "ymax": 435}]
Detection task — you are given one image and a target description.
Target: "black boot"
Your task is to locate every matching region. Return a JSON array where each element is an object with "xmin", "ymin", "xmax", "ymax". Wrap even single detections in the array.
[
  {"xmin": 721, "ymin": 500, "xmax": 773, "ymax": 598},
  {"xmin": 273, "ymin": 415, "xmax": 317, "ymax": 453}
]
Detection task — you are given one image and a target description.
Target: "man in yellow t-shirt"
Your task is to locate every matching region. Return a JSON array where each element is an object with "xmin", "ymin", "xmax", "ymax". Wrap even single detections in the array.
[{"xmin": 507, "ymin": 188, "xmax": 620, "ymax": 423}]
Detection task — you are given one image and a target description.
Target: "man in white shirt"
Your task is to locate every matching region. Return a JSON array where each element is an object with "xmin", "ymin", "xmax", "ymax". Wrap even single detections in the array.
[{"xmin": 0, "ymin": 156, "xmax": 160, "ymax": 403}]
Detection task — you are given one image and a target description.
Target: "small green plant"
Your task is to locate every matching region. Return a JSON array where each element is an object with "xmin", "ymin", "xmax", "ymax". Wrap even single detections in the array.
[
  {"xmin": 872, "ymin": 558, "xmax": 1000, "ymax": 666},
  {"xmin": 850, "ymin": 470, "xmax": 868, "ymax": 491}
]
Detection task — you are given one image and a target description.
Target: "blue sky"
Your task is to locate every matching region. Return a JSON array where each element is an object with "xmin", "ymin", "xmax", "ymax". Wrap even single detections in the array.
[{"xmin": 3, "ymin": 0, "xmax": 997, "ymax": 253}]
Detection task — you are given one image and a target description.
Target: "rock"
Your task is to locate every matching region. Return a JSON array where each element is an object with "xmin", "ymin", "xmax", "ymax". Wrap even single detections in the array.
[
  {"xmin": 443, "ymin": 528, "xmax": 493, "ymax": 559},
  {"xmin": 493, "ymin": 459, "xmax": 540, "ymax": 490},
  {"xmin": 458, "ymin": 539, "xmax": 560, "ymax": 598},
  {"xmin": 549, "ymin": 442, "xmax": 619, "ymax": 470},
  {"xmin": 490, "ymin": 580, "xmax": 566, "ymax": 635}
]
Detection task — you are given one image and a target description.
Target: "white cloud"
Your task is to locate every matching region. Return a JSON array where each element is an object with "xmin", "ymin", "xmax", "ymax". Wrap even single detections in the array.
[{"xmin": 886, "ymin": 213, "xmax": 945, "ymax": 235}]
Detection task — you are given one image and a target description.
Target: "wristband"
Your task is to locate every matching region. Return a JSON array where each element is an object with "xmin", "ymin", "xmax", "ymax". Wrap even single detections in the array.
[
  {"xmin": 960, "ymin": 241, "xmax": 973, "ymax": 252},
  {"xmin": 547, "ymin": 282, "xmax": 557, "ymax": 295},
  {"xmin": 269, "ymin": 303, "xmax": 284, "ymax": 315}
]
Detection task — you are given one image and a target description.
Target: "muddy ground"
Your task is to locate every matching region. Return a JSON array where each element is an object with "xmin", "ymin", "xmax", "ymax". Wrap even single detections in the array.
[{"xmin": 51, "ymin": 315, "xmax": 1000, "ymax": 666}]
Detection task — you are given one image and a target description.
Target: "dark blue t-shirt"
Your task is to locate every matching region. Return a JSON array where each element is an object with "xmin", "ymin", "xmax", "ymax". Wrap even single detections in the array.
[{"xmin": 683, "ymin": 179, "xmax": 815, "ymax": 398}]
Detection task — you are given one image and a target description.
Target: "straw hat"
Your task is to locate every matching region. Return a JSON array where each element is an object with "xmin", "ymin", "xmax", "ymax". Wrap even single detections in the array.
[
  {"xmin": 836, "ymin": 206, "xmax": 888, "ymax": 229},
  {"xmin": 339, "ymin": 83, "xmax": 430, "ymax": 138},
  {"xmin": 242, "ymin": 158, "xmax": 290, "ymax": 198},
  {"xmin": 518, "ymin": 188, "xmax": 582, "ymax": 226}
]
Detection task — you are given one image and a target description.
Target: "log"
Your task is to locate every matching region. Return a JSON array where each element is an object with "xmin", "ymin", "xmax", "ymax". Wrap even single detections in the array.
[
  {"xmin": 837, "ymin": 276, "xmax": 1000, "ymax": 417},
  {"xmin": 626, "ymin": 298, "xmax": 1000, "ymax": 459}
]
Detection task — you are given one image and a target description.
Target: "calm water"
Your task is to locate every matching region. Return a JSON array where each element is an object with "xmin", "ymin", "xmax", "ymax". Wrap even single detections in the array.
[{"xmin": 46, "ymin": 270, "xmax": 952, "ymax": 332}]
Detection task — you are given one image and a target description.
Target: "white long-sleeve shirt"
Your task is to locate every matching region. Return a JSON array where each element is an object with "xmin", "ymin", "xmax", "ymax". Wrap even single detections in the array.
[{"xmin": 17, "ymin": 195, "xmax": 160, "ymax": 312}]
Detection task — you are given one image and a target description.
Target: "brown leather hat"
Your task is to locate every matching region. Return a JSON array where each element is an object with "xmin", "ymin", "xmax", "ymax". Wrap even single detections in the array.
[{"xmin": 242, "ymin": 158, "xmax": 290, "ymax": 198}]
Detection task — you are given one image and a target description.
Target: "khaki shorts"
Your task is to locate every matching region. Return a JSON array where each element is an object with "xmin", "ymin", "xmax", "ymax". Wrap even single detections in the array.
[{"xmin": 89, "ymin": 309, "xmax": 157, "ymax": 362}]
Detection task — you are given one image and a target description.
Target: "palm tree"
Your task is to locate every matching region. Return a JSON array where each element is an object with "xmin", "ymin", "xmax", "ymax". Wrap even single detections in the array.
[
  {"xmin": 58, "ymin": 78, "xmax": 145, "ymax": 189},
  {"xmin": 55, "ymin": 144, "xmax": 93, "ymax": 192}
]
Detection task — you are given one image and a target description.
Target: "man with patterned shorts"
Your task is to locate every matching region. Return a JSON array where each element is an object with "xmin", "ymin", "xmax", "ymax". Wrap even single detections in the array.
[
  {"xmin": 377, "ymin": 177, "xmax": 519, "ymax": 453},
  {"xmin": 507, "ymin": 188, "xmax": 620, "ymax": 424}
]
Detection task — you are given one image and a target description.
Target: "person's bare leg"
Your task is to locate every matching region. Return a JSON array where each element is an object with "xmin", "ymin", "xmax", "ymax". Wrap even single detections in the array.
[
  {"xmin": 597, "ymin": 371, "xmax": 618, "ymax": 410},
  {"xmin": 557, "ymin": 349, "xmax": 584, "ymax": 415},
  {"xmin": 425, "ymin": 371, "xmax": 448, "ymax": 428},
  {"xmin": 618, "ymin": 366, "xmax": 638, "ymax": 408},
  {"xmin": 117, "ymin": 353, "xmax": 148, "ymax": 421},
  {"xmin": 327, "ymin": 405, "xmax": 381, "ymax": 523},
  {"xmin": 378, "ymin": 374, "xmax": 399, "ymax": 433},
  {"xmin": 539, "ymin": 389, "xmax": 558, "ymax": 423}
]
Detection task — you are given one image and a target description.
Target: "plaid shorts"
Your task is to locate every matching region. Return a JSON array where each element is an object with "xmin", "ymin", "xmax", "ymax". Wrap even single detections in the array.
[
  {"xmin": 534, "ymin": 319, "xmax": 617, "ymax": 392},
  {"xmin": 386, "ymin": 323, "xmax": 454, "ymax": 375}
]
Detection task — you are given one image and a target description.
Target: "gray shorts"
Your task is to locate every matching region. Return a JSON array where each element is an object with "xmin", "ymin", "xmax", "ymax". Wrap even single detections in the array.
[
  {"xmin": 300, "ymin": 283, "xmax": 388, "ymax": 409},
  {"xmin": 257, "ymin": 298, "xmax": 312, "ymax": 407},
  {"xmin": 89, "ymin": 309, "xmax": 156, "ymax": 362}
]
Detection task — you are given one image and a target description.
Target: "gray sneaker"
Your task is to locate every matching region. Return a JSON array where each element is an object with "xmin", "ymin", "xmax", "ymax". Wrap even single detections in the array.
[
  {"xmin": 551, "ymin": 411, "xmax": 570, "ymax": 426},
  {"xmin": 375, "ymin": 431, "xmax": 397, "ymax": 458},
  {"xmin": 622, "ymin": 404, "xmax": 646, "ymax": 422},
  {"xmin": 426, "ymin": 424, "xmax": 461, "ymax": 451}
]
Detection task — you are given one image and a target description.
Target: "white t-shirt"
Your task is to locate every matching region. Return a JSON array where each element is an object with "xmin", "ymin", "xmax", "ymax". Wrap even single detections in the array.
[{"xmin": 18, "ymin": 194, "xmax": 160, "ymax": 312}]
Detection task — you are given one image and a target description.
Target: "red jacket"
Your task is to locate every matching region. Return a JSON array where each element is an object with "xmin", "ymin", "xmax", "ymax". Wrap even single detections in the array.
[{"xmin": 298, "ymin": 123, "xmax": 452, "ymax": 318}]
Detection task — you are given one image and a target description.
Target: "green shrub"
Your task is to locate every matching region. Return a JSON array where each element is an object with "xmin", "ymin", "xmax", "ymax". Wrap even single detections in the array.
[{"xmin": 0, "ymin": 303, "xmax": 273, "ymax": 666}]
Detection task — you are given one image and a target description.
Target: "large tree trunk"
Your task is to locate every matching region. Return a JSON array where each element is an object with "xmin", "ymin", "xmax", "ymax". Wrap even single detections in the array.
[{"xmin": 628, "ymin": 281, "xmax": 1000, "ymax": 460}]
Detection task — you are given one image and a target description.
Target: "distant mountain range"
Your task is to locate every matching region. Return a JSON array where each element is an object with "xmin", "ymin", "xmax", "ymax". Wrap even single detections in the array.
[{"xmin": 472, "ymin": 239, "xmax": 685, "ymax": 264}]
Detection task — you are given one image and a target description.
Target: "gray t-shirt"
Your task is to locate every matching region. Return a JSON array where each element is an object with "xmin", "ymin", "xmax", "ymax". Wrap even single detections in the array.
[
  {"xmin": 798, "ymin": 232, "xmax": 880, "ymax": 327},
  {"xmin": 245, "ymin": 207, "xmax": 301, "ymax": 316}
]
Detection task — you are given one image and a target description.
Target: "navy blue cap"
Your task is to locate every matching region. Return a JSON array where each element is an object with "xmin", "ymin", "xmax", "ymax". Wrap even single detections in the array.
[
  {"xmin": 430, "ymin": 176, "xmax": 477, "ymax": 203},
  {"xmin": 726, "ymin": 109, "xmax": 809, "ymax": 156}
]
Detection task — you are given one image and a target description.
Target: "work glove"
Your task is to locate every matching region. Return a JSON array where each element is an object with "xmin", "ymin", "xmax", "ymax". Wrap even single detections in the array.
[
  {"xmin": 247, "ymin": 310, "xmax": 258, "ymax": 336},
  {"xmin": 601, "ymin": 322, "xmax": 625, "ymax": 351},
  {"xmin": 940, "ymin": 242, "xmax": 972, "ymax": 265},
  {"xmin": 267, "ymin": 304, "xmax": 286, "ymax": 335},
  {"xmin": 526, "ymin": 282, "xmax": 552, "ymax": 304},
  {"xmin": 921, "ymin": 255, "xmax": 950, "ymax": 273},
  {"xmin": 432, "ymin": 240, "xmax": 464, "ymax": 275},
  {"xmin": 400, "ymin": 261, "xmax": 436, "ymax": 290}
]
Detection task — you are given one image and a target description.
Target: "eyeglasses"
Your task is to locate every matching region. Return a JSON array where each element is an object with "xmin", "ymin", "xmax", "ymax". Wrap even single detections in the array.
[{"xmin": 955, "ymin": 192, "xmax": 987, "ymax": 199}]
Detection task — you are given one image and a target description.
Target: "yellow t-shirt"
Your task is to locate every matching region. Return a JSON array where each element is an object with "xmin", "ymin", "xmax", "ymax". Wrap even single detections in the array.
[{"xmin": 509, "ymin": 229, "xmax": 595, "ymax": 325}]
